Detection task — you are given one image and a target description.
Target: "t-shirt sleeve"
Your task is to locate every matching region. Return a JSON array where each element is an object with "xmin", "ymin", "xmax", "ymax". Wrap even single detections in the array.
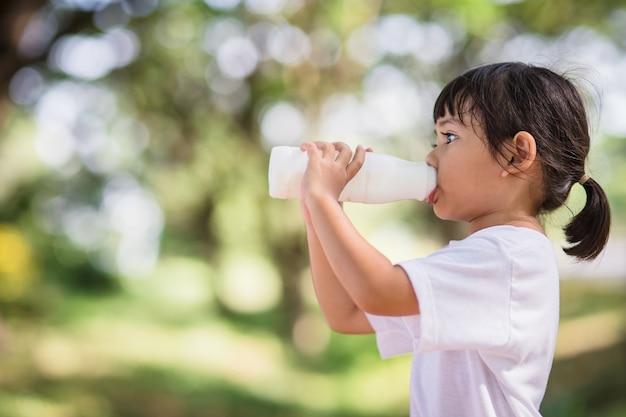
[
  {"xmin": 398, "ymin": 235, "xmax": 513, "ymax": 353},
  {"xmin": 365, "ymin": 313, "xmax": 420, "ymax": 358}
]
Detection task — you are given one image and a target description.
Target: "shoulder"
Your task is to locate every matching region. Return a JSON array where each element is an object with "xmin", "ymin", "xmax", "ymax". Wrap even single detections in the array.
[
  {"xmin": 398, "ymin": 225, "xmax": 557, "ymax": 282},
  {"xmin": 408, "ymin": 225, "xmax": 556, "ymax": 278},
  {"xmin": 465, "ymin": 226, "xmax": 559, "ymax": 293},
  {"xmin": 458, "ymin": 225, "xmax": 554, "ymax": 257}
]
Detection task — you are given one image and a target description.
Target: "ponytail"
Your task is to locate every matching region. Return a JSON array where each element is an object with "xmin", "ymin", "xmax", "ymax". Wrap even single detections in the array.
[{"xmin": 563, "ymin": 178, "xmax": 611, "ymax": 260}]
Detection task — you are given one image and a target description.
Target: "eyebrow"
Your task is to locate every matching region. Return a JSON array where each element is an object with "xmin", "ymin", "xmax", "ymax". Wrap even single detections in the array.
[
  {"xmin": 435, "ymin": 117, "xmax": 459, "ymax": 128},
  {"xmin": 434, "ymin": 117, "xmax": 461, "ymax": 135}
]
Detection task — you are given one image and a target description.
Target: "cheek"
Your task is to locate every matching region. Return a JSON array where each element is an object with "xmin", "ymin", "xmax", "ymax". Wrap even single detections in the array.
[{"xmin": 438, "ymin": 156, "xmax": 470, "ymax": 182}]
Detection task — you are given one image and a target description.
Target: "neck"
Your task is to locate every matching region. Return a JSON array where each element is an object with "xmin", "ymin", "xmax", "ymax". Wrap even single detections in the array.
[{"xmin": 469, "ymin": 211, "xmax": 544, "ymax": 235}]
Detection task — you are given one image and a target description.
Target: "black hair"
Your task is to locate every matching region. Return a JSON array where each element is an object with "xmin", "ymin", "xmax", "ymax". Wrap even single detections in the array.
[{"xmin": 433, "ymin": 62, "xmax": 611, "ymax": 260}]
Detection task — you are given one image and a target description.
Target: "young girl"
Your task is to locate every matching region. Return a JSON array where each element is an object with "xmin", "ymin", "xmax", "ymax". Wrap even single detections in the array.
[{"xmin": 299, "ymin": 62, "xmax": 611, "ymax": 417}]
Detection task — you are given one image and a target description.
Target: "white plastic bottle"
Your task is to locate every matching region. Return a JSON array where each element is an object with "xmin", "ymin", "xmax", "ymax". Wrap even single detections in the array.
[{"xmin": 268, "ymin": 146, "xmax": 437, "ymax": 204}]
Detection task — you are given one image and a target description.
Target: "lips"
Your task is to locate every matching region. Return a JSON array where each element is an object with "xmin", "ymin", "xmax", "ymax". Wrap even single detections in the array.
[{"xmin": 427, "ymin": 188, "xmax": 437, "ymax": 204}]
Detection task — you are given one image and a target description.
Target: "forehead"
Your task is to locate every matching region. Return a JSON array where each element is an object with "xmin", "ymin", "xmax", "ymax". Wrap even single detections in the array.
[{"xmin": 435, "ymin": 114, "xmax": 461, "ymax": 128}]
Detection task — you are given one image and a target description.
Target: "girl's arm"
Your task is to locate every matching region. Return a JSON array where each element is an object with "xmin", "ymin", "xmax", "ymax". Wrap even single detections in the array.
[
  {"xmin": 303, "ymin": 202, "xmax": 373, "ymax": 334},
  {"xmin": 301, "ymin": 142, "xmax": 420, "ymax": 317}
]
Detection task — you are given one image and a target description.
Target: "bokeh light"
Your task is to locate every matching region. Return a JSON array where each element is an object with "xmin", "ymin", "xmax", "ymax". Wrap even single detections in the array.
[
  {"xmin": 260, "ymin": 101, "xmax": 307, "ymax": 148},
  {"xmin": 292, "ymin": 312, "xmax": 331, "ymax": 356},
  {"xmin": 215, "ymin": 251, "xmax": 282, "ymax": 313},
  {"xmin": 48, "ymin": 29, "xmax": 139, "ymax": 80},
  {"xmin": 8, "ymin": 67, "xmax": 45, "ymax": 106},
  {"xmin": 266, "ymin": 24, "xmax": 310, "ymax": 66},
  {"xmin": 216, "ymin": 36, "xmax": 259, "ymax": 79},
  {"xmin": 0, "ymin": 225, "xmax": 36, "ymax": 301}
]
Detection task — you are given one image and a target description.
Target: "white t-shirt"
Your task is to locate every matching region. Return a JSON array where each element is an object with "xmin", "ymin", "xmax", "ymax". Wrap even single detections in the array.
[{"xmin": 366, "ymin": 225, "xmax": 560, "ymax": 417}]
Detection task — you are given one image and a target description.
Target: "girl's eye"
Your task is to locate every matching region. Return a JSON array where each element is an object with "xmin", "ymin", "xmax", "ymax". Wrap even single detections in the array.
[
  {"xmin": 445, "ymin": 133, "xmax": 459, "ymax": 144},
  {"xmin": 432, "ymin": 132, "xmax": 459, "ymax": 148}
]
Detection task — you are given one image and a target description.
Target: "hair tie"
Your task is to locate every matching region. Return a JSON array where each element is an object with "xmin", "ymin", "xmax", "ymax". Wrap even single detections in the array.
[{"xmin": 578, "ymin": 174, "xmax": 590, "ymax": 185}]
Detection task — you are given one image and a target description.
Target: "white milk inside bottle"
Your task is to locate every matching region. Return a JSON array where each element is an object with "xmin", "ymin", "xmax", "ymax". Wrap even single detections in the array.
[{"xmin": 268, "ymin": 146, "xmax": 436, "ymax": 204}]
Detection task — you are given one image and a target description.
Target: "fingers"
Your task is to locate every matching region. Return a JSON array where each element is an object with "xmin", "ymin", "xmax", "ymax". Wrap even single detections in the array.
[
  {"xmin": 301, "ymin": 141, "xmax": 337, "ymax": 160},
  {"xmin": 300, "ymin": 141, "xmax": 368, "ymax": 172},
  {"xmin": 301, "ymin": 141, "xmax": 353, "ymax": 162},
  {"xmin": 300, "ymin": 141, "xmax": 323, "ymax": 161},
  {"xmin": 300, "ymin": 141, "xmax": 315, "ymax": 154},
  {"xmin": 319, "ymin": 142, "xmax": 337, "ymax": 160},
  {"xmin": 332, "ymin": 141, "xmax": 352, "ymax": 165},
  {"xmin": 346, "ymin": 145, "xmax": 366, "ymax": 180}
]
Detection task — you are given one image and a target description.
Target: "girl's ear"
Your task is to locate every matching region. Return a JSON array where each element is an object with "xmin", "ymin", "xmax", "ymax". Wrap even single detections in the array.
[{"xmin": 501, "ymin": 131, "xmax": 537, "ymax": 177}]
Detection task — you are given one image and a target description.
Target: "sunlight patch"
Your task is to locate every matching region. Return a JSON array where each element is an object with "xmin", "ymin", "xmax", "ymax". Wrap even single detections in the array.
[{"xmin": 215, "ymin": 251, "xmax": 282, "ymax": 313}]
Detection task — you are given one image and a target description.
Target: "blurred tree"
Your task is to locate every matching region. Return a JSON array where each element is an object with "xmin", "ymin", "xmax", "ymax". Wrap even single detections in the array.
[
  {"xmin": 0, "ymin": 1, "xmax": 47, "ymax": 101},
  {"xmin": 0, "ymin": 0, "xmax": 624, "ymax": 334}
]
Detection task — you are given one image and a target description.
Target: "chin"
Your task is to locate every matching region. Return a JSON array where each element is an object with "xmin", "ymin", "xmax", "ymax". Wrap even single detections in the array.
[
  {"xmin": 433, "ymin": 206, "xmax": 461, "ymax": 222},
  {"xmin": 432, "ymin": 206, "xmax": 450, "ymax": 221}
]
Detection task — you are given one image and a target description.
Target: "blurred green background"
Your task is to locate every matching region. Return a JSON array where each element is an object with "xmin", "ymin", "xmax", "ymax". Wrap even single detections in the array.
[{"xmin": 0, "ymin": 0, "xmax": 625, "ymax": 416}]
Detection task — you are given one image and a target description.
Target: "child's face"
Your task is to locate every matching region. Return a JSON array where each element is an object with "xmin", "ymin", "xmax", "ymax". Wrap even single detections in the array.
[{"xmin": 427, "ymin": 111, "xmax": 510, "ymax": 227}]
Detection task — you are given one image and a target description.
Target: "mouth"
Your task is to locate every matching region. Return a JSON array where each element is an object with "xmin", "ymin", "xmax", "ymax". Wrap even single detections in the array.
[{"xmin": 427, "ymin": 188, "xmax": 437, "ymax": 205}]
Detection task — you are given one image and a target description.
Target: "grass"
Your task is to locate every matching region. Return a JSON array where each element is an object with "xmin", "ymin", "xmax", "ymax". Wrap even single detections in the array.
[{"xmin": 0, "ymin": 278, "xmax": 624, "ymax": 417}]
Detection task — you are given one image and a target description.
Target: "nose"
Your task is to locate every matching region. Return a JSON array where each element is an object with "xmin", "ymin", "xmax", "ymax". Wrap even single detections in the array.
[{"xmin": 425, "ymin": 147, "xmax": 437, "ymax": 168}]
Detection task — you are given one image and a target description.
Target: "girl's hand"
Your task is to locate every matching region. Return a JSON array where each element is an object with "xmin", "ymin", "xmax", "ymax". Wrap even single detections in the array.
[{"xmin": 300, "ymin": 141, "xmax": 367, "ymax": 204}]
